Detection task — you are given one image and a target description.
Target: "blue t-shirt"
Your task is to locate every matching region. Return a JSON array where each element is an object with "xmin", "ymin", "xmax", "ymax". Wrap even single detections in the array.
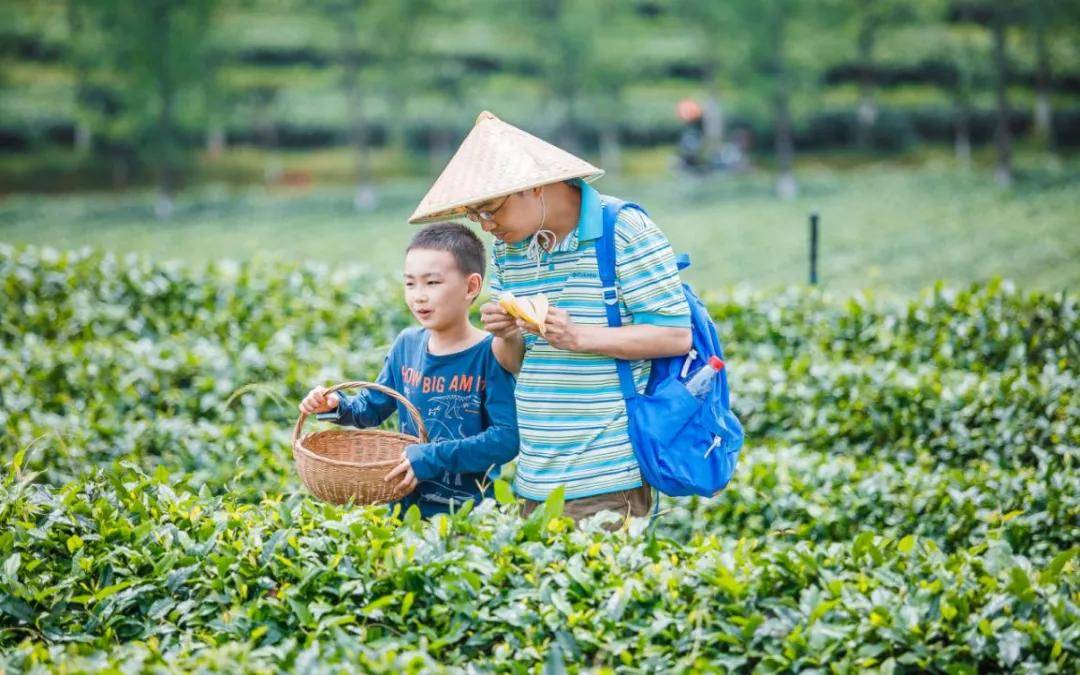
[{"xmin": 331, "ymin": 327, "xmax": 519, "ymax": 518}]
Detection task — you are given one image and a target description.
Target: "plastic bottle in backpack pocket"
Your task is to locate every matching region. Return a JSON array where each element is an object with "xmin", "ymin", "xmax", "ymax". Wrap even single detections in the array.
[{"xmin": 684, "ymin": 355, "xmax": 725, "ymax": 399}]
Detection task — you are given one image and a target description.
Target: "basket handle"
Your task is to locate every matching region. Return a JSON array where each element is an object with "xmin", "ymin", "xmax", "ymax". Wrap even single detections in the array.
[{"xmin": 292, "ymin": 381, "xmax": 429, "ymax": 448}]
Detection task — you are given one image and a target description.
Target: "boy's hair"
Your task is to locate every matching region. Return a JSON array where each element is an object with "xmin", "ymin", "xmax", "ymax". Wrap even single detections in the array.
[{"xmin": 407, "ymin": 222, "xmax": 486, "ymax": 280}]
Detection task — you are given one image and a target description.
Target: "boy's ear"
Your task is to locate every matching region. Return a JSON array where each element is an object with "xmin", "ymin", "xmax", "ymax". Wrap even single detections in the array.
[{"xmin": 466, "ymin": 272, "xmax": 483, "ymax": 300}]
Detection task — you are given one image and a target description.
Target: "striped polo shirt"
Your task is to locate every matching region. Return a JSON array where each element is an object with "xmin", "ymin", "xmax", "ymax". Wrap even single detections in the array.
[{"xmin": 490, "ymin": 181, "xmax": 691, "ymax": 501}]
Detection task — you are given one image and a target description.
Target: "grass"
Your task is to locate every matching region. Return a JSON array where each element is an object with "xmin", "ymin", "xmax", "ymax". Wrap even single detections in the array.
[{"xmin": 0, "ymin": 147, "xmax": 1077, "ymax": 295}]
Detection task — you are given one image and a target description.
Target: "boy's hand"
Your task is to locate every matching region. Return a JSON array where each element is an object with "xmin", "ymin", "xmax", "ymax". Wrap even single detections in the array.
[
  {"xmin": 480, "ymin": 301, "xmax": 521, "ymax": 340},
  {"xmin": 299, "ymin": 386, "xmax": 340, "ymax": 415},
  {"xmin": 385, "ymin": 452, "xmax": 418, "ymax": 495}
]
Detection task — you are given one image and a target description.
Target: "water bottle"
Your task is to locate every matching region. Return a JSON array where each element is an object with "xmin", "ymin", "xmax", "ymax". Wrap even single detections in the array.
[{"xmin": 684, "ymin": 355, "xmax": 725, "ymax": 399}]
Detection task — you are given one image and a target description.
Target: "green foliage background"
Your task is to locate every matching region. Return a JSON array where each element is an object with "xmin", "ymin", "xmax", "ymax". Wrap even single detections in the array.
[
  {"xmin": 1, "ymin": 1, "xmax": 1078, "ymax": 670},
  {"xmin": 1, "ymin": 246, "xmax": 1076, "ymax": 672},
  {"xmin": 2, "ymin": 0, "xmax": 1078, "ymax": 192}
]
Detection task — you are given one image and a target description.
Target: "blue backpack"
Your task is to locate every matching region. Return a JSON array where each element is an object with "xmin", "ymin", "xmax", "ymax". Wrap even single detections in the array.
[{"xmin": 595, "ymin": 197, "xmax": 744, "ymax": 497}]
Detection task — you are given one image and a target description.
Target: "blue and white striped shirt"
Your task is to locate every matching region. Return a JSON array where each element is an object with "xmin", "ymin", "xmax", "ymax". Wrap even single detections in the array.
[{"xmin": 491, "ymin": 181, "xmax": 690, "ymax": 500}]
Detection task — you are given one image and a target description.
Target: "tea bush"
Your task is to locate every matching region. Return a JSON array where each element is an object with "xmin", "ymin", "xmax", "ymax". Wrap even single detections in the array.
[{"xmin": 1, "ymin": 246, "xmax": 1076, "ymax": 673}]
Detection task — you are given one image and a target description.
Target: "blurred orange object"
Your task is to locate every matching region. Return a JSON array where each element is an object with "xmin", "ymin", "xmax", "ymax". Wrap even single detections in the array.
[
  {"xmin": 279, "ymin": 169, "xmax": 312, "ymax": 188},
  {"xmin": 677, "ymin": 98, "xmax": 702, "ymax": 122}
]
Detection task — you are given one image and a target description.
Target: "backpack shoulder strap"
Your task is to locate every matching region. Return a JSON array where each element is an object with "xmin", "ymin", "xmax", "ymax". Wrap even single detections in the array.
[
  {"xmin": 596, "ymin": 198, "xmax": 622, "ymax": 312},
  {"xmin": 596, "ymin": 195, "xmax": 645, "ymax": 292},
  {"xmin": 597, "ymin": 196, "xmax": 642, "ymax": 400}
]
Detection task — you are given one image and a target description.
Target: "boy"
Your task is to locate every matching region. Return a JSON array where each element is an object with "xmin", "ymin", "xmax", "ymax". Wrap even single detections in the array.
[{"xmin": 299, "ymin": 222, "xmax": 519, "ymax": 518}]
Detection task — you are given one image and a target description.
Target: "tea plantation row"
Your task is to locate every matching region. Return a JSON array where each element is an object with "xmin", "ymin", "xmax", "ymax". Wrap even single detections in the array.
[{"xmin": 1, "ymin": 246, "xmax": 1076, "ymax": 672}]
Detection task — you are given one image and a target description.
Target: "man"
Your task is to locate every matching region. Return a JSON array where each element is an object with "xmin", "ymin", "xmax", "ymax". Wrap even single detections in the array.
[{"xmin": 409, "ymin": 111, "xmax": 691, "ymax": 526}]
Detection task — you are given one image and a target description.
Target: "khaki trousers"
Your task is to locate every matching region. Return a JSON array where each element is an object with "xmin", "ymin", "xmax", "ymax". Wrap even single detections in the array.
[{"xmin": 521, "ymin": 483, "xmax": 653, "ymax": 531}]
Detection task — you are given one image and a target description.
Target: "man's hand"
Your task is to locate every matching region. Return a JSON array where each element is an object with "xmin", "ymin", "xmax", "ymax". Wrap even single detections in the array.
[
  {"xmin": 480, "ymin": 301, "xmax": 521, "ymax": 340},
  {"xmin": 528, "ymin": 306, "xmax": 584, "ymax": 352},
  {"xmin": 299, "ymin": 386, "xmax": 340, "ymax": 414},
  {"xmin": 384, "ymin": 452, "xmax": 418, "ymax": 495}
]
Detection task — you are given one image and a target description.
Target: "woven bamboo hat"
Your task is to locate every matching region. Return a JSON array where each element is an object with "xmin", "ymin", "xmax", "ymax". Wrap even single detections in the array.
[{"xmin": 408, "ymin": 111, "xmax": 604, "ymax": 224}]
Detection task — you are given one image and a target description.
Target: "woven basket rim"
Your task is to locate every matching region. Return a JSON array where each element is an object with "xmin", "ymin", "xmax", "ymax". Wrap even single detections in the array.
[
  {"xmin": 291, "ymin": 380, "xmax": 427, "ymax": 445},
  {"xmin": 292, "ymin": 427, "xmax": 421, "ymax": 470}
]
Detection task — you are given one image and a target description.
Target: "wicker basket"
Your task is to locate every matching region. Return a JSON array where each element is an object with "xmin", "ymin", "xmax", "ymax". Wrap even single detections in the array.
[{"xmin": 291, "ymin": 381, "xmax": 428, "ymax": 505}]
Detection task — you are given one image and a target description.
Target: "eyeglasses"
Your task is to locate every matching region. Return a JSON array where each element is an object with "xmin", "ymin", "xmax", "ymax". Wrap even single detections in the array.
[{"xmin": 464, "ymin": 194, "xmax": 511, "ymax": 224}]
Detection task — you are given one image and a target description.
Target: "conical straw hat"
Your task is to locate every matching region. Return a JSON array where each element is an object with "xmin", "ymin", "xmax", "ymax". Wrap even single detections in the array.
[{"xmin": 408, "ymin": 111, "xmax": 604, "ymax": 224}]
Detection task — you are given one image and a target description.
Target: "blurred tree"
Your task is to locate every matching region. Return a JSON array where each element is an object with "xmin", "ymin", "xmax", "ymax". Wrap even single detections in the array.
[
  {"xmin": 485, "ymin": 0, "xmax": 632, "ymax": 169},
  {"xmin": 315, "ymin": 0, "xmax": 374, "ymax": 210},
  {"xmin": 949, "ymin": 1, "xmax": 1025, "ymax": 186},
  {"xmin": 69, "ymin": 0, "xmax": 219, "ymax": 216},
  {"xmin": 314, "ymin": 0, "xmax": 435, "ymax": 209},
  {"xmin": 914, "ymin": 1, "xmax": 982, "ymax": 169},
  {"xmin": 1029, "ymin": 0, "xmax": 1052, "ymax": 147},
  {"xmin": 421, "ymin": 59, "xmax": 467, "ymax": 174},
  {"xmin": 412, "ymin": 0, "xmax": 474, "ymax": 173},
  {"xmin": 758, "ymin": 1, "xmax": 798, "ymax": 200},
  {"xmin": 988, "ymin": 1, "xmax": 1015, "ymax": 186},
  {"xmin": 366, "ymin": 0, "xmax": 436, "ymax": 159},
  {"xmin": 1025, "ymin": 0, "xmax": 1080, "ymax": 150},
  {"xmin": 588, "ymin": 0, "xmax": 638, "ymax": 174},
  {"xmin": 200, "ymin": 14, "xmax": 231, "ymax": 160},
  {"xmin": 64, "ymin": 0, "xmax": 95, "ymax": 156},
  {"xmin": 672, "ymin": 0, "xmax": 734, "ymax": 161},
  {"xmin": 846, "ymin": 0, "xmax": 921, "ymax": 148},
  {"xmin": 727, "ymin": 0, "xmax": 840, "ymax": 199},
  {"xmin": 946, "ymin": 28, "xmax": 981, "ymax": 171},
  {"xmin": 64, "ymin": 0, "xmax": 137, "ymax": 183},
  {"xmin": 528, "ymin": 0, "xmax": 596, "ymax": 155}
]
